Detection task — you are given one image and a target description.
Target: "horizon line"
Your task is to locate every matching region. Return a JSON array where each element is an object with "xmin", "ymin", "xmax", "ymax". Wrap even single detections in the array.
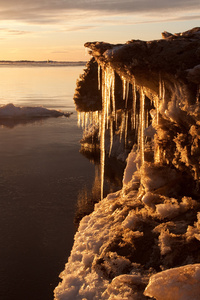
[{"xmin": 0, "ymin": 60, "xmax": 87, "ymax": 64}]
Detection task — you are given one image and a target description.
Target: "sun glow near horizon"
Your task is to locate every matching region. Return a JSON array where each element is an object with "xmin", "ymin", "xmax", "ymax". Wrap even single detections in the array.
[{"xmin": 0, "ymin": 1, "xmax": 199, "ymax": 61}]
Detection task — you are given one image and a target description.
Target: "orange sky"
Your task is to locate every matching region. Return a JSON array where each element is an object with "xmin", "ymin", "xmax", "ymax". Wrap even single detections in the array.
[{"xmin": 0, "ymin": 1, "xmax": 199, "ymax": 61}]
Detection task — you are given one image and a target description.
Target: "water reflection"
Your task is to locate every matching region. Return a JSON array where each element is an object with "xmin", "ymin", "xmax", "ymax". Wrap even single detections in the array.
[
  {"xmin": 0, "ymin": 65, "xmax": 92, "ymax": 300},
  {"xmin": 0, "ymin": 116, "xmax": 69, "ymax": 129},
  {"xmin": 74, "ymin": 146, "xmax": 125, "ymax": 227}
]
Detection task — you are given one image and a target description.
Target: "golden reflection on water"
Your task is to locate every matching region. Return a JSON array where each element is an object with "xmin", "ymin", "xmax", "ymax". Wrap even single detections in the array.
[{"xmin": 0, "ymin": 66, "xmax": 83, "ymax": 110}]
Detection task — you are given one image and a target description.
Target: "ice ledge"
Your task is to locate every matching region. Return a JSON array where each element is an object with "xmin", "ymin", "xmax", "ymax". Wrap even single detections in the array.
[{"xmin": 54, "ymin": 28, "xmax": 200, "ymax": 300}]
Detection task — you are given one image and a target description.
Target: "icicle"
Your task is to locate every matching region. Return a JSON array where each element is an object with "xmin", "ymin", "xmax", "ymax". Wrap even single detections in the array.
[
  {"xmin": 93, "ymin": 111, "xmax": 99, "ymax": 126},
  {"xmin": 98, "ymin": 112, "xmax": 102, "ymax": 139},
  {"xmin": 106, "ymin": 77, "xmax": 110, "ymax": 130},
  {"xmin": 100, "ymin": 68, "xmax": 106, "ymax": 200},
  {"xmin": 89, "ymin": 111, "xmax": 93, "ymax": 125},
  {"xmin": 125, "ymin": 82, "xmax": 129, "ymax": 108},
  {"xmin": 159, "ymin": 73, "xmax": 162, "ymax": 101},
  {"xmin": 99, "ymin": 65, "xmax": 116, "ymax": 199},
  {"xmin": 77, "ymin": 111, "xmax": 81, "ymax": 127},
  {"xmin": 125, "ymin": 110, "xmax": 128, "ymax": 148},
  {"xmin": 109, "ymin": 117, "xmax": 113, "ymax": 156},
  {"xmin": 81, "ymin": 112, "xmax": 85, "ymax": 128},
  {"xmin": 140, "ymin": 87, "xmax": 145, "ymax": 165},
  {"xmin": 85, "ymin": 112, "xmax": 89, "ymax": 129},
  {"xmin": 111, "ymin": 71, "xmax": 116, "ymax": 119},
  {"xmin": 132, "ymin": 78, "xmax": 137, "ymax": 129},
  {"xmin": 156, "ymin": 96, "xmax": 159, "ymax": 125},
  {"xmin": 98, "ymin": 64, "xmax": 101, "ymax": 90},
  {"xmin": 122, "ymin": 77, "xmax": 129, "ymax": 107},
  {"xmin": 115, "ymin": 111, "xmax": 118, "ymax": 130},
  {"xmin": 105, "ymin": 67, "xmax": 113, "ymax": 129},
  {"xmin": 137, "ymin": 111, "xmax": 140, "ymax": 148},
  {"xmin": 122, "ymin": 77, "xmax": 126, "ymax": 100},
  {"xmin": 159, "ymin": 74, "xmax": 165, "ymax": 103},
  {"xmin": 162, "ymin": 80, "xmax": 165, "ymax": 103},
  {"xmin": 135, "ymin": 112, "xmax": 139, "ymax": 142}
]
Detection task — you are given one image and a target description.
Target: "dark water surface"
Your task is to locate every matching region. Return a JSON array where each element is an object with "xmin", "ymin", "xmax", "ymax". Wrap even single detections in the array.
[{"xmin": 0, "ymin": 66, "xmax": 95, "ymax": 300}]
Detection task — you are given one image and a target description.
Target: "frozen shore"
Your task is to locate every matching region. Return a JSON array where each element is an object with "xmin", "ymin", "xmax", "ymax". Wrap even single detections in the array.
[
  {"xmin": 0, "ymin": 103, "xmax": 72, "ymax": 118},
  {"xmin": 54, "ymin": 28, "xmax": 200, "ymax": 299}
]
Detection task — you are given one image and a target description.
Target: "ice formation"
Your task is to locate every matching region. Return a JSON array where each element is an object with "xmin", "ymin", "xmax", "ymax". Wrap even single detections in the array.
[
  {"xmin": 55, "ymin": 28, "xmax": 200, "ymax": 299},
  {"xmin": 0, "ymin": 103, "xmax": 72, "ymax": 118},
  {"xmin": 144, "ymin": 264, "xmax": 200, "ymax": 300}
]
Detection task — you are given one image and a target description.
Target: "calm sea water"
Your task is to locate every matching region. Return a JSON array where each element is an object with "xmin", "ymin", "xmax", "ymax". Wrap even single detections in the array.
[{"xmin": 0, "ymin": 66, "xmax": 96, "ymax": 300}]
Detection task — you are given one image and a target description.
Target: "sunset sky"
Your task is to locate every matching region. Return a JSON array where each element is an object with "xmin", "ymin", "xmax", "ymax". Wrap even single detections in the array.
[{"xmin": 0, "ymin": 0, "xmax": 199, "ymax": 61}]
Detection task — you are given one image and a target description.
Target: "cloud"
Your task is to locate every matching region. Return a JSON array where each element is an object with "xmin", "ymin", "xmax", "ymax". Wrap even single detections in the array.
[
  {"xmin": 0, "ymin": 0, "xmax": 199, "ymax": 24},
  {"xmin": 0, "ymin": 28, "xmax": 31, "ymax": 35},
  {"xmin": 60, "ymin": 25, "xmax": 97, "ymax": 32},
  {"xmin": 51, "ymin": 50, "xmax": 70, "ymax": 54}
]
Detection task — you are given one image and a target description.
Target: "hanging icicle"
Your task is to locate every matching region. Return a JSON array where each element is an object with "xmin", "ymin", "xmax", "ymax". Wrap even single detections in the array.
[
  {"xmin": 159, "ymin": 73, "xmax": 165, "ymax": 103},
  {"xmin": 122, "ymin": 77, "xmax": 126, "ymax": 100},
  {"xmin": 98, "ymin": 112, "xmax": 102, "ymax": 139},
  {"xmin": 109, "ymin": 117, "xmax": 113, "ymax": 156},
  {"xmin": 156, "ymin": 95, "xmax": 159, "ymax": 125},
  {"xmin": 137, "ymin": 111, "xmax": 141, "ymax": 149},
  {"xmin": 111, "ymin": 71, "xmax": 116, "ymax": 119},
  {"xmin": 162, "ymin": 80, "xmax": 165, "ymax": 103},
  {"xmin": 100, "ymin": 68, "xmax": 107, "ymax": 200},
  {"xmin": 115, "ymin": 110, "xmax": 118, "ymax": 130},
  {"xmin": 140, "ymin": 87, "xmax": 145, "ymax": 165},
  {"xmin": 132, "ymin": 77, "xmax": 137, "ymax": 130},
  {"xmin": 93, "ymin": 111, "xmax": 99, "ymax": 126},
  {"xmin": 99, "ymin": 65, "xmax": 116, "ymax": 200},
  {"xmin": 77, "ymin": 111, "xmax": 81, "ymax": 127},
  {"xmin": 81, "ymin": 112, "xmax": 85, "ymax": 128},
  {"xmin": 125, "ymin": 81, "xmax": 129, "ymax": 108},
  {"xmin": 125, "ymin": 110, "xmax": 129, "ymax": 148},
  {"xmin": 122, "ymin": 77, "xmax": 130, "ymax": 108},
  {"xmin": 159, "ymin": 73, "xmax": 162, "ymax": 101},
  {"xmin": 84, "ymin": 112, "xmax": 89, "ymax": 129},
  {"xmin": 89, "ymin": 111, "xmax": 93, "ymax": 125},
  {"xmin": 98, "ymin": 64, "xmax": 101, "ymax": 90}
]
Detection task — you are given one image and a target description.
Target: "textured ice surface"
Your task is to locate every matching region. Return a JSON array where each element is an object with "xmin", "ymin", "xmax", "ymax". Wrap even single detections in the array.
[
  {"xmin": 55, "ymin": 28, "xmax": 200, "ymax": 299},
  {"xmin": 144, "ymin": 264, "xmax": 200, "ymax": 300}
]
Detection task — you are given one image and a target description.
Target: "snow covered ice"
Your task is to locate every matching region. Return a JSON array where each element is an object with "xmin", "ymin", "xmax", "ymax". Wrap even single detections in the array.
[
  {"xmin": 0, "ymin": 103, "xmax": 72, "ymax": 118},
  {"xmin": 54, "ymin": 28, "xmax": 200, "ymax": 300},
  {"xmin": 144, "ymin": 264, "xmax": 200, "ymax": 300}
]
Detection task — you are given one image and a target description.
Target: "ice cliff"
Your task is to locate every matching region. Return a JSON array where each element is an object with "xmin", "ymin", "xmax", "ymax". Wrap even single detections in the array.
[{"xmin": 54, "ymin": 28, "xmax": 200, "ymax": 300}]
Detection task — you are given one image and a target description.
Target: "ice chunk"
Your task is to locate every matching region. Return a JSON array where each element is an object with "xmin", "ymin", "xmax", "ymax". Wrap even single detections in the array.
[
  {"xmin": 123, "ymin": 149, "xmax": 138, "ymax": 186},
  {"xmin": 144, "ymin": 264, "xmax": 200, "ymax": 300}
]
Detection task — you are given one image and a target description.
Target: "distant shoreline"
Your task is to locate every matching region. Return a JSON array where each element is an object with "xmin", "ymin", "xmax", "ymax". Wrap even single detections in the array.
[{"xmin": 0, "ymin": 60, "xmax": 87, "ymax": 67}]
